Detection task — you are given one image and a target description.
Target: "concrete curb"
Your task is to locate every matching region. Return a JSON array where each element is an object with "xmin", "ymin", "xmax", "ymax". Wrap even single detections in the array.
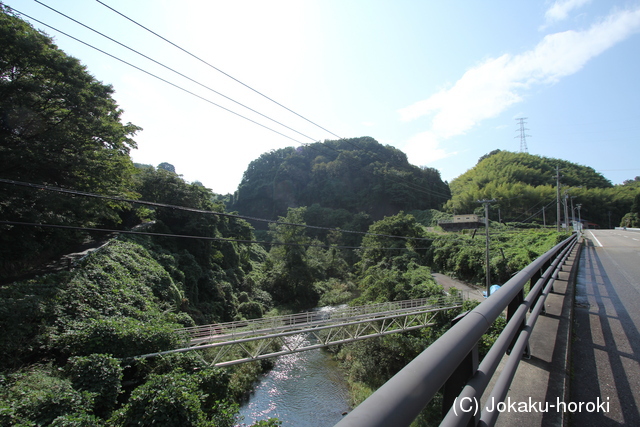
[
  {"xmin": 562, "ymin": 236, "xmax": 583, "ymax": 426},
  {"xmin": 492, "ymin": 237, "xmax": 583, "ymax": 427}
]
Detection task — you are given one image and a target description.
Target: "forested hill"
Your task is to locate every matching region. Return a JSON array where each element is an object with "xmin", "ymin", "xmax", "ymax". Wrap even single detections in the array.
[
  {"xmin": 457, "ymin": 150, "xmax": 612, "ymax": 190},
  {"xmin": 229, "ymin": 137, "xmax": 451, "ymax": 221},
  {"xmin": 445, "ymin": 150, "xmax": 634, "ymax": 226}
]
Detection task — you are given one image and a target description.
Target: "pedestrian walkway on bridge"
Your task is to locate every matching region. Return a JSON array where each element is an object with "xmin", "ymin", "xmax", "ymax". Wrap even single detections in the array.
[
  {"xmin": 493, "ymin": 230, "xmax": 640, "ymax": 427},
  {"xmin": 133, "ymin": 295, "xmax": 465, "ymax": 367}
]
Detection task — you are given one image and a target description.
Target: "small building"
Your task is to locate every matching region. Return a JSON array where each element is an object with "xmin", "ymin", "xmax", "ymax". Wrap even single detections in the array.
[
  {"xmin": 438, "ymin": 214, "xmax": 484, "ymax": 232},
  {"xmin": 453, "ymin": 214, "xmax": 479, "ymax": 223}
]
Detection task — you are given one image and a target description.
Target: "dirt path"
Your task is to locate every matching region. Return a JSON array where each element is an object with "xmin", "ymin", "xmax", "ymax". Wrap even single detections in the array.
[
  {"xmin": 1, "ymin": 234, "xmax": 116, "ymax": 285},
  {"xmin": 432, "ymin": 273, "xmax": 485, "ymax": 302}
]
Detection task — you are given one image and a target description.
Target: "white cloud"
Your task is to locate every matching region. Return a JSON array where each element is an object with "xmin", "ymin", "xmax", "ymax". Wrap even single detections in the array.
[
  {"xmin": 399, "ymin": 6, "xmax": 640, "ymax": 165},
  {"xmin": 545, "ymin": 0, "xmax": 591, "ymax": 25},
  {"xmin": 402, "ymin": 131, "xmax": 456, "ymax": 165}
]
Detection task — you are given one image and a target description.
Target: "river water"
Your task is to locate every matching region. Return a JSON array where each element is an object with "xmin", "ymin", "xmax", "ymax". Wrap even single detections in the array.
[{"xmin": 236, "ymin": 308, "xmax": 351, "ymax": 426}]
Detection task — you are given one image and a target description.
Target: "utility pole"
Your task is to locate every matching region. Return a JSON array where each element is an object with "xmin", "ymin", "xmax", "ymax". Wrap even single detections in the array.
[
  {"xmin": 577, "ymin": 204, "xmax": 582, "ymax": 233},
  {"xmin": 542, "ymin": 205, "xmax": 546, "ymax": 227},
  {"xmin": 515, "ymin": 118, "xmax": 531, "ymax": 153},
  {"xmin": 563, "ymin": 191, "xmax": 570, "ymax": 231},
  {"xmin": 478, "ymin": 199, "xmax": 496, "ymax": 297},
  {"xmin": 570, "ymin": 196, "xmax": 575, "ymax": 229},
  {"xmin": 556, "ymin": 166, "xmax": 562, "ymax": 232}
]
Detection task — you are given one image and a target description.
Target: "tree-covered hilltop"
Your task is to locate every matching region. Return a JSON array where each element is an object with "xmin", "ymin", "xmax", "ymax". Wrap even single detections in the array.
[
  {"xmin": 230, "ymin": 137, "xmax": 451, "ymax": 222},
  {"xmin": 446, "ymin": 150, "xmax": 636, "ymax": 227}
]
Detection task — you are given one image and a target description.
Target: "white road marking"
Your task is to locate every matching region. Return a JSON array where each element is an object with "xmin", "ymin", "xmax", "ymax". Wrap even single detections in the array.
[{"xmin": 589, "ymin": 230, "xmax": 603, "ymax": 247}]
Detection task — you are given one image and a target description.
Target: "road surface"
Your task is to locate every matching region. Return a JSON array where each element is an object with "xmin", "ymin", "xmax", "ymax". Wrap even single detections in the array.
[
  {"xmin": 571, "ymin": 229, "xmax": 640, "ymax": 426},
  {"xmin": 432, "ymin": 273, "xmax": 485, "ymax": 302}
]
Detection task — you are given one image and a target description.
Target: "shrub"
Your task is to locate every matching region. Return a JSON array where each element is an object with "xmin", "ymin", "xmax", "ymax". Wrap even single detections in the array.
[
  {"xmin": 50, "ymin": 412, "xmax": 105, "ymax": 426},
  {"xmin": 238, "ymin": 301, "xmax": 263, "ymax": 320},
  {"xmin": 110, "ymin": 369, "xmax": 237, "ymax": 426},
  {"xmin": 0, "ymin": 367, "xmax": 94, "ymax": 426},
  {"xmin": 65, "ymin": 354, "xmax": 123, "ymax": 416},
  {"xmin": 111, "ymin": 371, "xmax": 208, "ymax": 426},
  {"xmin": 55, "ymin": 317, "xmax": 180, "ymax": 358}
]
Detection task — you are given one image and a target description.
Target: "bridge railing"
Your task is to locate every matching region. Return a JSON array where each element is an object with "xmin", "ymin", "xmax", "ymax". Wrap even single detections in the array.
[
  {"xmin": 335, "ymin": 232, "xmax": 578, "ymax": 427},
  {"xmin": 176, "ymin": 294, "xmax": 464, "ymax": 345}
]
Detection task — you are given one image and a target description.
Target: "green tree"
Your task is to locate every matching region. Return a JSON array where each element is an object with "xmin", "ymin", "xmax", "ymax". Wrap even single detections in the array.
[
  {"xmin": 260, "ymin": 207, "xmax": 319, "ymax": 307},
  {"xmin": 357, "ymin": 211, "xmax": 426, "ymax": 271},
  {"xmin": 157, "ymin": 162, "xmax": 176, "ymax": 173},
  {"xmin": 130, "ymin": 165, "xmax": 266, "ymax": 323},
  {"xmin": 0, "ymin": 367, "xmax": 94, "ymax": 426},
  {"xmin": 624, "ymin": 191, "xmax": 640, "ymax": 227},
  {"xmin": 0, "ymin": 6, "xmax": 141, "ymax": 277}
]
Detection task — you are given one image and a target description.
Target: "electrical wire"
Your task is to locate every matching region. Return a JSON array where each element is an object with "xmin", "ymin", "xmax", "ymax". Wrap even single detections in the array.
[
  {"xmin": 95, "ymin": 0, "xmax": 342, "ymax": 140},
  {"xmin": 92, "ymin": 1, "xmax": 452, "ymax": 201},
  {"xmin": 8, "ymin": 6, "xmax": 307, "ymax": 146},
  {"xmin": 20, "ymin": 2, "xmax": 452, "ymax": 202},
  {"xmin": 32, "ymin": 0, "xmax": 320, "ymax": 144},
  {"xmin": 0, "ymin": 221, "xmax": 431, "ymax": 251},
  {"xmin": 0, "ymin": 178, "xmax": 434, "ymax": 242},
  {"xmin": 18, "ymin": 3, "xmax": 440, "ymax": 201}
]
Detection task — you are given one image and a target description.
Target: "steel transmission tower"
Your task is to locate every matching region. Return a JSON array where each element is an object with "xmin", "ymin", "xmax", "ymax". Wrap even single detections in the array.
[{"xmin": 515, "ymin": 117, "xmax": 531, "ymax": 152}]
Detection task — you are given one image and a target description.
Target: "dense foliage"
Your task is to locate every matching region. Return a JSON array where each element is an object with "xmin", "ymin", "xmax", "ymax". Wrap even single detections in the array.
[
  {"xmin": 620, "ymin": 188, "xmax": 640, "ymax": 228},
  {"xmin": 446, "ymin": 150, "xmax": 637, "ymax": 228},
  {"xmin": 0, "ymin": 9, "xmax": 276, "ymax": 425},
  {"xmin": 230, "ymin": 137, "xmax": 451, "ymax": 223},
  {"xmin": 0, "ymin": 5, "xmax": 141, "ymax": 278}
]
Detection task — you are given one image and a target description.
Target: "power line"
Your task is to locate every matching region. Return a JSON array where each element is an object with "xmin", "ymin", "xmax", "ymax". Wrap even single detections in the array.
[
  {"xmin": 31, "ymin": 0, "xmax": 320, "ymax": 144},
  {"xmin": 95, "ymin": 0, "xmax": 343, "ymax": 141},
  {"xmin": 8, "ymin": 6, "xmax": 307, "ymax": 146},
  {"xmin": 91, "ymin": 1, "xmax": 451, "ymax": 201},
  {"xmin": 0, "ymin": 178, "xmax": 434, "ymax": 242},
  {"xmin": 17, "ymin": 5, "xmax": 446, "ymax": 202},
  {"xmin": 0, "ymin": 221, "xmax": 431, "ymax": 251}
]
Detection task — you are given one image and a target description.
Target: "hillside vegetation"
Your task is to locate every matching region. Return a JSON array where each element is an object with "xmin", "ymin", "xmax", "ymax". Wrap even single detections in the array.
[
  {"xmin": 446, "ymin": 150, "xmax": 637, "ymax": 227},
  {"xmin": 230, "ymin": 137, "xmax": 451, "ymax": 223}
]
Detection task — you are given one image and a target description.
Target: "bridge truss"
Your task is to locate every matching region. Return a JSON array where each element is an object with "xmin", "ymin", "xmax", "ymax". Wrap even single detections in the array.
[{"xmin": 134, "ymin": 295, "xmax": 465, "ymax": 367}]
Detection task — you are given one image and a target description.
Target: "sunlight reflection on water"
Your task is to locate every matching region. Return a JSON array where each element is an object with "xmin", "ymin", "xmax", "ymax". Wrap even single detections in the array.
[{"xmin": 236, "ymin": 309, "xmax": 351, "ymax": 426}]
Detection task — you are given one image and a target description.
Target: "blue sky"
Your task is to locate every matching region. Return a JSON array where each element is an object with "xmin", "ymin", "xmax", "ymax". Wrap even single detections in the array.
[{"xmin": 7, "ymin": 0, "xmax": 640, "ymax": 194}]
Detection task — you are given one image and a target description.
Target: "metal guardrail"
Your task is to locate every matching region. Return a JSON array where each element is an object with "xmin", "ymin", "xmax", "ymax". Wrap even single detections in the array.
[{"xmin": 335, "ymin": 233, "xmax": 578, "ymax": 427}]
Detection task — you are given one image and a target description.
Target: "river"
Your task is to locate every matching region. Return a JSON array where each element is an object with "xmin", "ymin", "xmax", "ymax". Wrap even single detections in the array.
[{"xmin": 236, "ymin": 308, "xmax": 352, "ymax": 426}]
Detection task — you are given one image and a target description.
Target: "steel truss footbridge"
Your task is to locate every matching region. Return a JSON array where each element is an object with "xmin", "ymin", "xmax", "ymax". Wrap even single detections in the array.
[{"xmin": 133, "ymin": 295, "xmax": 465, "ymax": 367}]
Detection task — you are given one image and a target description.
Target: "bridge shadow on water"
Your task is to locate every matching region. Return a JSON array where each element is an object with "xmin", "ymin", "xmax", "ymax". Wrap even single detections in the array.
[{"xmin": 570, "ymin": 240, "xmax": 640, "ymax": 426}]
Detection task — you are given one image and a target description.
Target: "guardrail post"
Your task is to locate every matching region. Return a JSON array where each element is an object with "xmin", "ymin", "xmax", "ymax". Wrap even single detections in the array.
[
  {"xmin": 506, "ymin": 289, "xmax": 530, "ymax": 358},
  {"xmin": 545, "ymin": 256, "xmax": 555, "ymax": 293},
  {"xmin": 442, "ymin": 311, "xmax": 479, "ymax": 426},
  {"xmin": 528, "ymin": 268, "xmax": 543, "ymax": 314},
  {"xmin": 528, "ymin": 256, "xmax": 553, "ymax": 316}
]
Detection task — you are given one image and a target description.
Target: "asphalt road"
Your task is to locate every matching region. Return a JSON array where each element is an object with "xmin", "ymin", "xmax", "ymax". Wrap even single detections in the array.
[{"xmin": 571, "ymin": 229, "xmax": 640, "ymax": 426}]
